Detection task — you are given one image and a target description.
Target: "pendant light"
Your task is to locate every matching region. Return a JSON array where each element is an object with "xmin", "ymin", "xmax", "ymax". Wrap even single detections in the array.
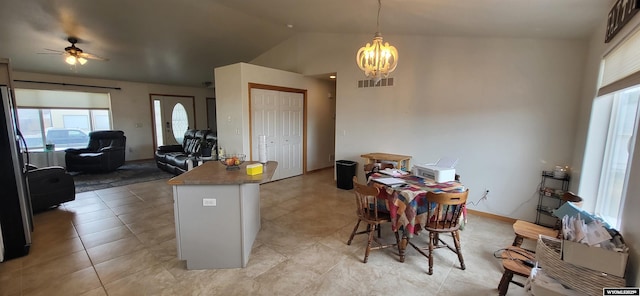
[{"xmin": 356, "ymin": 0, "xmax": 398, "ymax": 83}]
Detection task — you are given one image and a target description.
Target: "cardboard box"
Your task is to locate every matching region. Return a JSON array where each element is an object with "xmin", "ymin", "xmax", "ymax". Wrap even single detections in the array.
[
  {"xmin": 562, "ymin": 240, "xmax": 628, "ymax": 277},
  {"xmin": 246, "ymin": 163, "xmax": 263, "ymax": 175}
]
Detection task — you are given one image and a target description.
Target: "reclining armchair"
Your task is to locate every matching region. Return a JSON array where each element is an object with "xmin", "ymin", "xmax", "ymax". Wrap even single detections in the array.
[
  {"xmin": 26, "ymin": 164, "xmax": 75, "ymax": 213},
  {"xmin": 155, "ymin": 129, "xmax": 217, "ymax": 175},
  {"xmin": 65, "ymin": 130, "xmax": 126, "ymax": 173}
]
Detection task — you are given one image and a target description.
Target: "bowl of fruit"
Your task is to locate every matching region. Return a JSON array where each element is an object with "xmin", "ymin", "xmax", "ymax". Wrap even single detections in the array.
[{"xmin": 219, "ymin": 154, "xmax": 246, "ymax": 170}]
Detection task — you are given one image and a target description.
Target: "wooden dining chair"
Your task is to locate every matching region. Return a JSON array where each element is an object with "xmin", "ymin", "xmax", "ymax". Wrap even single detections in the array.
[
  {"xmin": 409, "ymin": 189, "xmax": 469, "ymax": 275},
  {"xmin": 347, "ymin": 176, "xmax": 401, "ymax": 263}
]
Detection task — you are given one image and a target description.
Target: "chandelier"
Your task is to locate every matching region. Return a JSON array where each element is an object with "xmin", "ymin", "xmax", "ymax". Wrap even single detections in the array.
[{"xmin": 356, "ymin": 0, "xmax": 398, "ymax": 82}]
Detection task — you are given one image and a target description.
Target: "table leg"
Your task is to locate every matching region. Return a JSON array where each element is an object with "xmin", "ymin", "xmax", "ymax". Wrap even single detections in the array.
[{"xmin": 399, "ymin": 236, "xmax": 408, "ymax": 262}]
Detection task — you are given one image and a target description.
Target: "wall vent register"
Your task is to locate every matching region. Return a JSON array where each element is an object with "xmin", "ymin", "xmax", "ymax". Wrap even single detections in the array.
[{"xmin": 357, "ymin": 77, "xmax": 394, "ymax": 88}]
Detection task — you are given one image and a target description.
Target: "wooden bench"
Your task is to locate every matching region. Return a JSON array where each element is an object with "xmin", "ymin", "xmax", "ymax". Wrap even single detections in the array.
[
  {"xmin": 512, "ymin": 220, "xmax": 558, "ymax": 247},
  {"xmin": 498, "ymin": 246, "xmax": 535, "ymax": 296}
]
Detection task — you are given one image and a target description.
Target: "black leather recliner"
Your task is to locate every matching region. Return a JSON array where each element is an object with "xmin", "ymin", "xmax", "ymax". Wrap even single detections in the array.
[
  {"xmin": 26, "ymin": 165, "xmax": 75, "ymax": 213},
  {"xmin": 65, "ymin": 130, "xmax": 126, "ymax": 173},
  {"xmin": 155, "ymin": 129, "xmax": 217, "ymax": 175}
]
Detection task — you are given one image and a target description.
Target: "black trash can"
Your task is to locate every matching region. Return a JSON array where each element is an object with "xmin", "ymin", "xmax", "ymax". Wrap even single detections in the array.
[{"xmin": 336, "ymin": 160, "xmax": 357, "ymax": 190}]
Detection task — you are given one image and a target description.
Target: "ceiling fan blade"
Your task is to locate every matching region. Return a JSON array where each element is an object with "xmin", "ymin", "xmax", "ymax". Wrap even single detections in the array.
[
  {"xmin": 43, "ymin": 48, "xmax": 65, "ymax": 53},
  {"xmin": 79, "ymin": 52, "xmax": 109, "ymax": 61}
]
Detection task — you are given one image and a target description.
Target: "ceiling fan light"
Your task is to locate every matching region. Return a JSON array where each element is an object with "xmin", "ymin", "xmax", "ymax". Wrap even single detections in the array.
[
  {"xmin": 65, "ymin": 55, "xmax": 77, "ymax": 65},
  {"xmin": 78, "ymin": 57, "xmax": 87, "ymax": 65}
]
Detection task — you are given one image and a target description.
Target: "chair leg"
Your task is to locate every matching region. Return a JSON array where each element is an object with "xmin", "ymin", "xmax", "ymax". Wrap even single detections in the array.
[
  {"xmin": 428, "ymin": 231, "xmax": 435, "ymax": 275},
  {"xmin": 364, "ymin": 223, "xmax": 375, "ymax": 263},
  {"xmin": 399, "ymin": 237, "xmax": 407, "ymax": 263},
  {"xmin": 498, "ymin": 269, "xmax": 514, "ymax": 296},
  {"xmin": 377, "ymin": 224, "xmax": 382, "ymax": 238},
  {"xmin": 453, "ymin": 230, "xmax": 465, "ymax": 270},
  {"xmin": 347, "ymin": 219, "xmax": 361, "ymax": 245}
]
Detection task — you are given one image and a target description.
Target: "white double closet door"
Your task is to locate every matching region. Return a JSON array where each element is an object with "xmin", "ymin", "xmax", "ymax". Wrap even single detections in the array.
[{"xmin": 251, "ymin": 88, "xmax": 303, "ymax": 181}]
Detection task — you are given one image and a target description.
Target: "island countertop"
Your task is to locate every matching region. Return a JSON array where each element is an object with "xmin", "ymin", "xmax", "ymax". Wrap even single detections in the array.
[{"xmin": 167, "ymin": 161, "xmax": 278, "ymax": 185}]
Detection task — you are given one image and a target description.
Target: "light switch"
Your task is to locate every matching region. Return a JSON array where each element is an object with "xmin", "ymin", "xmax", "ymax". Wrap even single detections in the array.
[{"xmin": 203, "ymin": 198, "xmax": 217, "ymax": 207}]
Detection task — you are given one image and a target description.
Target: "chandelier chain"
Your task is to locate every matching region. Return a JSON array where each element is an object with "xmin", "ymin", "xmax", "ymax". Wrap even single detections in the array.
[{"xmin": 376, "ymin": 0, "xmax": 381, "ymax": 33}]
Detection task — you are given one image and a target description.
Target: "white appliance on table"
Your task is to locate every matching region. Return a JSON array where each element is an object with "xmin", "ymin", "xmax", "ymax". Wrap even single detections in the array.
[{"xmin": 411, "ymin": 157, "xmax": 458, "ymax": 183}]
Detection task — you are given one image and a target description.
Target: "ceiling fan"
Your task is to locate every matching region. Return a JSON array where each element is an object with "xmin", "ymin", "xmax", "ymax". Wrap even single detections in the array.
[{"xmin": 42, "ymin": 37, "xmax": 109, "ymax": 65}]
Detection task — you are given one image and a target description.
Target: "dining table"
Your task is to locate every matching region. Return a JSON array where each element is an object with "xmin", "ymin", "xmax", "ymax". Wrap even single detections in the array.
[{"xmin": 368, "ymin": 172, "xmax": 466, "ymax": 262}]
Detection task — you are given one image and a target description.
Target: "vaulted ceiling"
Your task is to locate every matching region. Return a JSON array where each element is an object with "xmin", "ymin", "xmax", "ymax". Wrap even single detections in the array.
[{"xmin": 0, "ymin": 0, "xmax": 613, "ymax": 87}]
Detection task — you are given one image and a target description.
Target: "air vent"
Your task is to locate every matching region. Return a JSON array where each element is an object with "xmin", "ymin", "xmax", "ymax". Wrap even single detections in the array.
[{"xmin": 357, "ymin": 78, "xmax": 394, "ymax": 88}]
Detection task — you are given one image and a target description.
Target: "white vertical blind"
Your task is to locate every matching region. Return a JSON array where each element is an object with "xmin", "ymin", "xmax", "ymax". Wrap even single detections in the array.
[{"xmin": 599, "ymin": 27, "xmax": 640, "ymax": 96}]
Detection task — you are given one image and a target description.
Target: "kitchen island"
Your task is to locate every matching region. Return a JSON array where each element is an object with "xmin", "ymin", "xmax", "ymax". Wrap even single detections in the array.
[{"xmin": 167, "ymin": 160, "xmax": 277, "ymax": 269}]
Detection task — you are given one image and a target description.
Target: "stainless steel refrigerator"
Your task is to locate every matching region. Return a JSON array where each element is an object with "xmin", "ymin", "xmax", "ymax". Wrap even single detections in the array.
[{"xmin": 0, "ymin": 85, "xmax": 32, "ymax": 262}]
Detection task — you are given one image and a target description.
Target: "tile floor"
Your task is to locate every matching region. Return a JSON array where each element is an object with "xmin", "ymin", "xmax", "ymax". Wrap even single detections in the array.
[{"xmin": 0, "ymin": 168, "xmax": 532, "ymax": 296}]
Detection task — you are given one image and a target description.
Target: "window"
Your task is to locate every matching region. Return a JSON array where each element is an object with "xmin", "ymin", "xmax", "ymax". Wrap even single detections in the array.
[
  {"xmin": 18, "ymin": 108, "xmax": 109, "ymax": 149},
  {"xmin": 585, "ymin": 26, "xmax": 640, "ymax": 228},
  {"xmin": 594, "ymin": 86, "xmax": 640, "ymax": 227},
  {"xmin": 62, "ymin": 114, "xmax": 90, "ymax": 130},
  {"xmin": 14, "ymin": 89, "xmax": 112, "ymax": 150},
  {"xmin": 171, "ymin": 103, "xmax": 188, "ymax": 143},
  {"xmin": 92, "ymin": 110, "xmax": 110, "ymax": 130},
  {"xmin": 153, "ymin": 100, "xmax": 164, "ymax": 146}
]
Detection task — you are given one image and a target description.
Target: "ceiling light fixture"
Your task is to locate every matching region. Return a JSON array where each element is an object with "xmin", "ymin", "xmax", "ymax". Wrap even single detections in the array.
[
  {"xmin": 356, "ymin": 0, "xmax": 398, "ymax": 83},
  {"xmin": 65, "ymin": 55, "xmax": 87, "ymax": 65}
]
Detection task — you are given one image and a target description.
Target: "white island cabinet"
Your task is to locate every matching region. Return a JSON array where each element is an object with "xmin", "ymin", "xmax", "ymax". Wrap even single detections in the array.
[{"xmin": 167, "ymin": 161, "xmax": 277, "ymax": 269}]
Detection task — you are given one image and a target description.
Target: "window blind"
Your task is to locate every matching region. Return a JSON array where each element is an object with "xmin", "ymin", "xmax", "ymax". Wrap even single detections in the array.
[
  {"xmin": 14, "ymin": 89, "xmax": 110, "ymax": 109},
  {"xmin": 599, "ymin": 27, "xmax": 640, "ymax": 96}
]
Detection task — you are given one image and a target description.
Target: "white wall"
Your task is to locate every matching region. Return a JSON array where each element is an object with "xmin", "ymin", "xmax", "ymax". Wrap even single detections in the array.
[
  {"xmin": 214, "ymin": 63, "xmax": 335, "ymax": 172},
  {"xmin": 253, "ymin": 33, "xmax": 587, "ymax": 221},
  {"xmin": 12, "ymin": 71, "xmax": 213, "ymax": 161}
]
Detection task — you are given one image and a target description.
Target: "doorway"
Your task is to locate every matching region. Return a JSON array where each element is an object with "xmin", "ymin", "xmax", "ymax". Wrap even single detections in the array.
[
  {"xmin": 206, "ymin": 97, "xmax": 217, "ymax": 135},
  {"xmin": 150, "ymin": 94, "xmax": 195, "ymax": 148}
]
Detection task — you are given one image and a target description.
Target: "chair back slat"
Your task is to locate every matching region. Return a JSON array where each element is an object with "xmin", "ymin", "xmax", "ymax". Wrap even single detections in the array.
[
  {"xmin": 353, "ymin": 176, "xmax": 381, "ymax": 221},
  {"xmin": 425, "ymin": 189, "xmax": 469, "ymax": 231}
]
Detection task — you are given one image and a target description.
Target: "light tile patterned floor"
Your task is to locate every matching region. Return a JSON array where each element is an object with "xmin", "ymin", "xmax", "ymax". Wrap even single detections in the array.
[{"xmin": 0, "ymin": 168, "xmax": 531, "ymax": 296}]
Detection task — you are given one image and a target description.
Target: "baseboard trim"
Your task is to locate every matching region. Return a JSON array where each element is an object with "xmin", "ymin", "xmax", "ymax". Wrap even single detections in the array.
[
  {"xmin": 306, "ymin": 166, "xmax": 333, "ymax": 174},
  {"xmin": 466, "ymin": 209, "xmax": 516, "ymax": 224}
]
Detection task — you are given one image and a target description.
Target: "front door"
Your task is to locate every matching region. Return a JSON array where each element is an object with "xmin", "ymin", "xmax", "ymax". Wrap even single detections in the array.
[{"xmin": 151, "ymin": 95, "xmax": 195, "ymax": 147}]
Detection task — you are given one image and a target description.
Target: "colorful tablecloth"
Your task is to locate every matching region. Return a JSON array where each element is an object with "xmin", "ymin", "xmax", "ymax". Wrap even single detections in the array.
[{"xmin": 368, "ymin": 173, "xmax": 466, "ymax": 238}]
